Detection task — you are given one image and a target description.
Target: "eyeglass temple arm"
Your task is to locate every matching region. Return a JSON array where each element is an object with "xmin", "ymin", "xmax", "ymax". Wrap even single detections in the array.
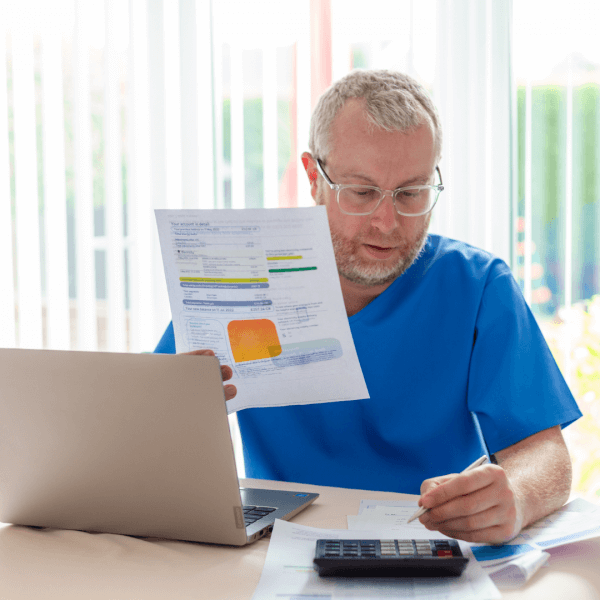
[{"xmin": 436, "ymin": 165, "xmax": 443, "ymax": 187}]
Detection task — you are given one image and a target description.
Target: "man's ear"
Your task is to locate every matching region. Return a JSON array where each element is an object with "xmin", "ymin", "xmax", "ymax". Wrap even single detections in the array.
[{"xmin": 301, "ymin": 151, "xmax": 319, "ymax": 202}]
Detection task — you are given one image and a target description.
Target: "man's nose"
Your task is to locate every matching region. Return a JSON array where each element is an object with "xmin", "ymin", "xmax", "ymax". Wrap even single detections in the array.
[{"xmin": 370, "ymin": 193, "xmax": 399, "ymax": 233}]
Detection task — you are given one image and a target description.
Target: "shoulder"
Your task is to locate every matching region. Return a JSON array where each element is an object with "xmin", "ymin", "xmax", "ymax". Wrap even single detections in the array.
[{"xmin": 425, "ymin": 234, "xmax": 512, "ymax": 286}]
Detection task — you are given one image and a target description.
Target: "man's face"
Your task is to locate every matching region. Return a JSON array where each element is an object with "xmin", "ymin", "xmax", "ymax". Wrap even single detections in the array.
[{"xmin": 305, "ymin": 99, "xmax": 438, "ymax": 288}]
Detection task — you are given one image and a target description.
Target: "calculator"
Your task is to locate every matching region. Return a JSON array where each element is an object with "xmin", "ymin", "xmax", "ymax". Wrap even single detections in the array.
[{"xmin": 313, "ymin": 539, "xmax": 469, "ymax": 577}]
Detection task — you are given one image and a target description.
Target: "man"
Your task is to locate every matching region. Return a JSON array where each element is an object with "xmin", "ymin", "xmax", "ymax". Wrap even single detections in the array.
[{"xmin": 155, "ymin": 69, "xmax": 581, "ymax": 544}]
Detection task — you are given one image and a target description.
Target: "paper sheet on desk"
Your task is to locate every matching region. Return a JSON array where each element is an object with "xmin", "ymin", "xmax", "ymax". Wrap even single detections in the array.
[
  {"xmin": 471, "ymin": 499, "xmax": 600, "ymax": 579},
  {"xmin": 349, "ymin": 501, "xmax": 547, "ymax": 588},
  {"xmin": 349, "ymin": 502, "xmax": 454, "ymax": 538},
  {"xmin": 513, "ymin": 497, "xmax": 600, "ymax": 549},
  {"xmin": 251, "ymin": 519, "xmax": 501, "ymax": 600},
  {"xmin": 351, "ymin": 498, "xmax": 600, "ymax": 588},
  {"xmin": 156, "ymin": 207, "xmax": 369, "ymax": 413}
]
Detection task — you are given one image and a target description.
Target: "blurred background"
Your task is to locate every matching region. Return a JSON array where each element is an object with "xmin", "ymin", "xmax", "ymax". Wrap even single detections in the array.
[{"xmin": 1, "ymin": 0, "xmax": 599, "ymax": 499}]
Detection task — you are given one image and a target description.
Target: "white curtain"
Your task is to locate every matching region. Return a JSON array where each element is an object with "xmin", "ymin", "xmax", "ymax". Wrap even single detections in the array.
[
  {"xmin": 0, "ymin": 0, "xmax": 514, "ymax": 353},
  {"xmin": 431, "ymin": 0, "xmax": 513, "ymax": 267}
]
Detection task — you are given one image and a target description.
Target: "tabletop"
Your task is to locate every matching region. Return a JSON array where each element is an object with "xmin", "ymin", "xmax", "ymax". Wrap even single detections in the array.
[{"xmin": 0, "ymin": 478, "xmax": 598, "ymax": 599}]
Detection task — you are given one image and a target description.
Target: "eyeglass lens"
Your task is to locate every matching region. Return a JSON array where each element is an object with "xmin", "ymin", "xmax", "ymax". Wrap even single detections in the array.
[{"xmin": 338, "ymin": 186, "xmax": 438, "ymax": 215}]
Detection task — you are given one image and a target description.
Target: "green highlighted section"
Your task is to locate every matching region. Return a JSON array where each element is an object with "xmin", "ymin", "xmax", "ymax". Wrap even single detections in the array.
[
  {"xmin": 267, "ymin": 255, "xmax": 303, "ymax": 260},
  {"xmin": 268, "ymin": 267, "xmax": 317, "ymax": 273},
  {"xmin": 180, "ymin": 277, "xmax": 269, "ymax": 283}
]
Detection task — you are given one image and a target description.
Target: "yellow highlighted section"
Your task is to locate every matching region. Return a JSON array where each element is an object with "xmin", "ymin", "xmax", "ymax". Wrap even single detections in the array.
[
  {"xmin": 228, "ymin": 319, "xmax": 282, "ymax": 363},
  {"xmin": 266, "ymin": 256, "xmax": 303, "ymax": 260},
  {"xmin": 180, "ymin": 277, "xmax": 268, "ymax": 283}
]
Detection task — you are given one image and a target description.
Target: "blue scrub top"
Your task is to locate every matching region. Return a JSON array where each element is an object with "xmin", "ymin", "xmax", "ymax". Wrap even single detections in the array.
[{"xmin": 154, "ymin": 235, "xmax": 582, "ymax": 494}]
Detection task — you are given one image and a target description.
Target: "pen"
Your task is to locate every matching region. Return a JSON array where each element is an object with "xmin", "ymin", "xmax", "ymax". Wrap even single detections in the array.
[{"xmin": 406, "ymin": 455, "xmax": 489, "ymax": 524}]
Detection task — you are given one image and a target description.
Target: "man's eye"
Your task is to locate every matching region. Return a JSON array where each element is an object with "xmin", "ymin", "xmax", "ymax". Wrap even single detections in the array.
[
  {"xmin": 398, "ymin": 188, "xmax": 424, "ymax": 199},
  {"xmin": 349, "ymin": 187, "xmax": 377, "ymax": 199}
]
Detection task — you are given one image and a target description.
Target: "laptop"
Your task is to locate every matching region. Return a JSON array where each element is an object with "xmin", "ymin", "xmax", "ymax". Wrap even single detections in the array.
[{"xmin": 0, "ymin": 348, "xmax": 318, "ymax": 545}]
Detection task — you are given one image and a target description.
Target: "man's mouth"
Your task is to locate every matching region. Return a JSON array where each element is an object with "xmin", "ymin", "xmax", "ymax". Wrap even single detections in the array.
[{"xmin": 363, "ymin": 244, "xmax": 397, "ymax": 259}]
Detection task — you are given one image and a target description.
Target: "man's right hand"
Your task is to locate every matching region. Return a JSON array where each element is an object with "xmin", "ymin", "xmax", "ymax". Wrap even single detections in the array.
[{"xmin": 182, "ymin": 349, "xmax": 237, "ymax": 401}]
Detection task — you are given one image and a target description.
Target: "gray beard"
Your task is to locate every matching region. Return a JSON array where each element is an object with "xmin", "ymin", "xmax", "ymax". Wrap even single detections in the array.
[{"xmin": 331, "ymin": 227, "xmax": 429, "ymax": 287}]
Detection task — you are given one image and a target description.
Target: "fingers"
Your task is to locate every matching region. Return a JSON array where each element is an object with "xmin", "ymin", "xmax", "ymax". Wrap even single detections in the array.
[
  {"xmin": 223, "ymin": 384, "xmax": 237, "ymax": 402},
  {"xmin": 420, "ymin": 474, "xmax": 456, "ymax": 498},
  {"xmin": 179, "ymin": 349, "xmax": 237, "ymax": 398},
  {"xmin": 220, "ymin": 364, "xmax": 233, "ymax": 382},
  {"xmin": 421, "ymin": 470, "xmax": 505, "ymax": 519},
  {"xmin": 420, "ymin": 465, "xmax": 501, "ymax": 509},
  {"xmin": 418, "ymin": 465, "xmax": 521, "ymax": 544},
  {"xmin": 420, "ymin": 495, "xmax": 516, "ymax": 535},
  {"xmin": 422, "ymin": 506, "xmax": 520, "ymax": 545}
]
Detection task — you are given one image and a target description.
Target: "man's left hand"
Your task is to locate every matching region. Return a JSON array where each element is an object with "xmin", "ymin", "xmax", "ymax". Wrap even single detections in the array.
[{"xmin": 418, "ymin": 464, "xmax": 524, "ymax": 544}]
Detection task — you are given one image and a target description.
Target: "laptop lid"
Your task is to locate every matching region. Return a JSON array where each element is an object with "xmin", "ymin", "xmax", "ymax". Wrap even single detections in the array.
[{"xmin": 0, "ymin": 349, "xmax": 278, "ymax": 545}]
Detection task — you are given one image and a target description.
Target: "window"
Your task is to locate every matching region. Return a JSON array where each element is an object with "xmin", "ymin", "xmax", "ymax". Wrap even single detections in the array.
[{"xmin": 514, "ymin": 0, "xmax": 600, "ymax": 502}]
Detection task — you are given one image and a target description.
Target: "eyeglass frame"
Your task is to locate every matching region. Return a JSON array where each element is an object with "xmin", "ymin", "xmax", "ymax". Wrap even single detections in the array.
[{"xmin": 314, "ymin": 158, "xmax": 444, "ymax": 217}]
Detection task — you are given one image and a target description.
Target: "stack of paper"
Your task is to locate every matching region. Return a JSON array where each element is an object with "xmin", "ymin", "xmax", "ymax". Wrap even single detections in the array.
[
  {"xmin": 251, "ymin": 519, "xmax": 501, "ymax": 600},
  {"xmin": 348, "ymin": 497, "xmax": 600, "ymax": 588},
  {"xmin": 251, "ymin": 497, "xmax": 600, "ymax": 598}
]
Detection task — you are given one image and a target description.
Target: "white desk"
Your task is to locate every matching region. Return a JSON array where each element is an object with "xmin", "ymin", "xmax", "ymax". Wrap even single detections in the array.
[{"xmin": 0, "ymin": 478, "xmax": 598, "ymax": 599}]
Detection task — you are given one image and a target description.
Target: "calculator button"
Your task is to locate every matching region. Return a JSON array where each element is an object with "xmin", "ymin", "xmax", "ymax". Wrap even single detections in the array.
[{"xmin": 437, "ymin": 550, "xmax": 453, "ymax": 557}]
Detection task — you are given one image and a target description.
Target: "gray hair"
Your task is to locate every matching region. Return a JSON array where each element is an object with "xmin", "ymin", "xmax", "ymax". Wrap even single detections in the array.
[{"xmin": 308, "ymin": 69, "xmax": 442, "ymax": 162}]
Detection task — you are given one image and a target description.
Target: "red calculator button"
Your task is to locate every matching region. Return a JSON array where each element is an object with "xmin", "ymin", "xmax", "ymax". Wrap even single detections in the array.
[{"xmin": 437, "ymin": 550, "xmax": 453, "ymax": 557}]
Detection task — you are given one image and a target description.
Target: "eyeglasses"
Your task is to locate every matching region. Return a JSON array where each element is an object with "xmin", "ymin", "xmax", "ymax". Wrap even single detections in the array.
[{"xmin": 315, "ymin": 159, "xmax": 444, "ymax": 217}]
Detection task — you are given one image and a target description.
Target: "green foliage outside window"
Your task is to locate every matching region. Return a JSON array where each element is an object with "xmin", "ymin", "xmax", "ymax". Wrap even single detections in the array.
[{"xmin": 539, "ymin": 299, "xmax": 600, "ymax": 501}]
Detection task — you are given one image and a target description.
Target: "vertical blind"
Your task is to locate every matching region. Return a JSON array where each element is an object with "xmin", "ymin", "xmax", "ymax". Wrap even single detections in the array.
[{"xmin": 5, "ymin": 0, "xmax": 509, "ymax": 354}]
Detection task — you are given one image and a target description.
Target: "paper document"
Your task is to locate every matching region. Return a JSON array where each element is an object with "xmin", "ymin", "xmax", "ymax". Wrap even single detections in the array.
[
  {"xmin": 351, "ymin": 497, "xmax": 600, "ymax": 588},
  {"xmin": 513, "ymin": 497, "xmax": 600, "ymax": 548},
  {"xmin": 350, "ymin": 502, "xmax": 453, "ymax": 539},
  {"xmin": 481, "ymin": 550, "xmax": 550, "ymax": 589},
  {"xmin": 470, "ymin": 499, "xmax": 600, "ymax": 574},
  {"xmin": 251, "ymin": 519, "xmax": 501, "ymax": 600},
  {"xmin": 156, "ymin": 207, "xmax": 369, "ymax": 413}
]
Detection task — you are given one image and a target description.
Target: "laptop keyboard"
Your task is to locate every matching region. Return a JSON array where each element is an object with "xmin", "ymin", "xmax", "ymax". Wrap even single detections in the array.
[{"xmin": 243, "ymin": 505, "xmax": 277, "ymax": 526}]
